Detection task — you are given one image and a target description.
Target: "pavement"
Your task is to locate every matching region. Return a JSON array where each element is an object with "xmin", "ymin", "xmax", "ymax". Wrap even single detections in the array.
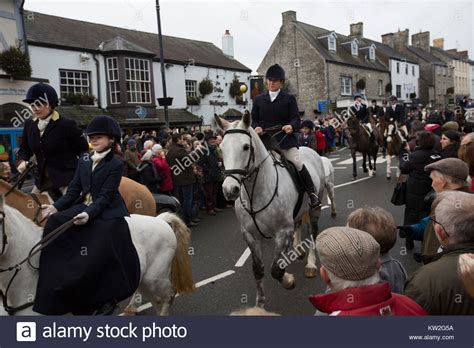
[{"xmin": 128, "ymin": 147, "xmax": 422, "ymax": 316}]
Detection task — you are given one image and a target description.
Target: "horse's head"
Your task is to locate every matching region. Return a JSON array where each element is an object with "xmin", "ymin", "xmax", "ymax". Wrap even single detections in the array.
[
  {"xmin": 346, "ymin": 116, "xmax": 360, "ymax": 137},
  {"xmin": 214, "ymin": 110, "xmax": 254, "ymax": 201}
]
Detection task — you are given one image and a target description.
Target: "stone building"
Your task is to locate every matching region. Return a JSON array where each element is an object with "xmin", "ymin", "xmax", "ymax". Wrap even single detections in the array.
[
  {"xmin": 382, "ymin": 30, "xmax": 454, "ymax": 107},
  {"xmin": 257, "ymin": 11, "xmax": 390, "ymax": 117}
]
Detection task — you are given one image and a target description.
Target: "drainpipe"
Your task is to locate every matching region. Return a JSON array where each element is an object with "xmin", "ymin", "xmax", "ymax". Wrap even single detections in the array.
[
  {"xmin": 93, "ymin": 54, "xmax": 102, "ymax": 109},
  {"xmin": 19, "ymin": 0, "xmax": 29, "ymax": 56}
]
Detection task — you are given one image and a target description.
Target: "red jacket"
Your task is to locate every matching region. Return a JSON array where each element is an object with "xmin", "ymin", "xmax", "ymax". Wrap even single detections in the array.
[
  {"xmin": 152, "ymin": 156, "xmax": 173, "ymax": 192},
  {"xmin": 308, "ymin": 282, "xmax": 427, "ymax": 316},
  {"xmin": 315, "ymin": 130, "xmax": 326, "ymax": 150}
]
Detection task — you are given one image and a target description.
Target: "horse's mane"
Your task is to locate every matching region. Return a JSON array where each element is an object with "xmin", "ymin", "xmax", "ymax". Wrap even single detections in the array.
[
  {"xmin": 3, "ymin": 204, "xmax": 42, "ymax": 235},
  {"xmin": 0, "ymin": 180, "xmax": 31, "ymax": 199}
]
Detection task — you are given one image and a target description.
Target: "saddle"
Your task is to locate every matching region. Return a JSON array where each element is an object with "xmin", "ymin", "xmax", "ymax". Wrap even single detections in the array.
[{"xmin": 269, "ymin": 150, "xmax": 305, "ymax": 219}]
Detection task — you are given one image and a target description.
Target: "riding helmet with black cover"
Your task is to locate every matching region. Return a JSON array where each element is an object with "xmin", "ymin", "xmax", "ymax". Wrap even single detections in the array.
[
  {"xmin": 23, "ymin": 83, "xmax": 59, "ymax": 106},
  {"xmin": 266, "ymin": 64, "xmax": 285, "ymax": 80},
  {"xmin": 85, "ymin": 115, "xmax": 122, "ymax": 142}
]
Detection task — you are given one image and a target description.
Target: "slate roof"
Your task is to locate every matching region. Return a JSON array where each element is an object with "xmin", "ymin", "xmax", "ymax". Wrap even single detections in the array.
[
  {"xmin": 407, "ymin": 46, "xmax": 446, "ymax": 65},
  {"xmin": 25, "ymin": 11, "xmax": 251, "ymax": 72},
  {"xmin": 294, "ymin": 22, "xmax": 389, "ymax": 72},
  {"xmin": 363, "ymin": 39, "xmax": 417, "ymax": 64},
  {"xmin": 430, "ymin": 46, "xmax": 470, "ymax": 63}
]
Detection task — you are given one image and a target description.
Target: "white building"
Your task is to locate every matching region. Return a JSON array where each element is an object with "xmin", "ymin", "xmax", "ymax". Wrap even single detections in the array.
[{"xmin": 24, "ymin": 11, "xmax": 252, "ymax": 129}]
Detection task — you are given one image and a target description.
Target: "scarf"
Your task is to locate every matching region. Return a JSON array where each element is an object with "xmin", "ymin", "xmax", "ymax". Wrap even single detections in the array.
[
  {"xmin": 37, "ymin": 115, "xmax": 52, "ymax": 136},
  {"xmin": 91, "ymin": 149, "xmax": 111, "ymax": 171}
]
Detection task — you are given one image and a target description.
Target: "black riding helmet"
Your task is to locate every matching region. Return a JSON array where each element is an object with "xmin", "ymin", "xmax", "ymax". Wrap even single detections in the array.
[
  {"xmin": 85, "ymin": 115, "xmax": 122, "ymax": 142},
  {"xmin": 266, "ymin": 64, "xmax": 285, "ymax": 80},
  {"xmin": 23, "ymin": 83, "xmax": 59, "ymax": 106}
]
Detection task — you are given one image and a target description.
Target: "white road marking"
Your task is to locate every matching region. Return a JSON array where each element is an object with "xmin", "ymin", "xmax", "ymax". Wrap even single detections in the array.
[
  {"xmin": 336, "ymin": 157, "xmax": 362, "ymax": 165},
  {"xmin": 337, "ymin": 147, "xmax": 347, "ymax": 152},
  {"xmin": 334, "ymin": 176, "xmax": 373, "ymax": 188},
  {"xmin": 235, "ymin": 248, "xmax": 251, "ymax": 267},
  {"xmin": 333, "ymin": 167, "xmax": 347, "ymax": 170},
  {"xmin": 125, "ymin": 270, "xmax": 237, "ymax": 314},
  {"xmin": 328, "ymin": 157, "xmax": 340, "ymax": 162}
]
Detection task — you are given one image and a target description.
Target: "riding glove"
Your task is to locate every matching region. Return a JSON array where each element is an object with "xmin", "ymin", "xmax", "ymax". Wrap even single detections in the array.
[
  {"xmin": 73, "ymin": 212, "xmax": 89, "ymax": 225},
  {"xmin": 17, "ymin": 161, "xmax": 28, "ymax": 173},
  {"xmin": 41, "ymin": 204, "xmax": 58, "ymax": 219}
]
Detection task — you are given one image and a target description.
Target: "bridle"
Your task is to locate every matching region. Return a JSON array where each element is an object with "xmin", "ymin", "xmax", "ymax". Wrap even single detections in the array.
[
  {"xmin": 4, "ymin": 162, "xmax": 45, "ymax": 226},
  {"xmin": 0, "ymin": 208, "xmax": 76, "ymax": 315},
  {"xmin": 222, "ymin": 126, "xmax": 287, "ymax": 239}
]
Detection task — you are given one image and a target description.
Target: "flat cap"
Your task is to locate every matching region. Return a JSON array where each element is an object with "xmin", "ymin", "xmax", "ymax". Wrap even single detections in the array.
[
  {"xmin": 425, "ymin": 158, "xmax": 469, "ymax": 181},
  {"xmin": 316, "ymin": 226, "xmax": 380, "ymax": 281}
]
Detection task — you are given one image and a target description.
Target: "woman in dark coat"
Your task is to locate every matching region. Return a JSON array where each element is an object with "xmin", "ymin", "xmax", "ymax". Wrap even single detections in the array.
[
  {"xmin": 251, "ymin": 64, "xmax": 321, "ymax": 207},
  {"xmin": 137, "ymin": 150, "xmax": 161, "ymax": 194},
  {"xmin": 439, "ymin": 129, "xmax": 460, "ymax": 159},
  {"xmin": 34, "ymin": 115, "xmax": 140, "ymax": 315},
  {"xmin": 400, "ymin": 131, "xmax": 441, "ymax": 249},
  {"xmin": 298, "ymin": 119, "xmax": 317, "ymax": 151},
  {"xmin": 18, "ymin": 83, "xmax": 89, "ymax": 200}
]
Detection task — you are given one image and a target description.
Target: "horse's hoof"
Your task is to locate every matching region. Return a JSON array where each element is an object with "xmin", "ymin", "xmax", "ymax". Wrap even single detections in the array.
[
  {"xmin": 363, "ymin": 168, "xmax": 368, "ymax": 173},
  {"xmin": 386, "ymin": 176, "xmax": 391, "ymax": 180},
  {"xmin": 352, "ymin": 176, "xmax": 357, "ymax": 181},
  {"xmin": 304, "ymin": 267, "xmax": 318, "ymax": 278},
  {"xmin": 331, "ymin": 212, "xmax": 337, "ymax": 218},
  {"xmin": 282, "ymin": 273, "xmax": 296, "ymax": 289}
]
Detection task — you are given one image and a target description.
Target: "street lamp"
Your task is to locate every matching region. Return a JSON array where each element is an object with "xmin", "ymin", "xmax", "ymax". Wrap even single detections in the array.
[{"xmin": 155, "ymin": 0, "xmax": 170, "ymax": 128}]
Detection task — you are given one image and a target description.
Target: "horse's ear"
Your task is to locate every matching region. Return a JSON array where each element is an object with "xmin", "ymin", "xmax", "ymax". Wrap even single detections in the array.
[
  {"xmin": 242, "ymin": 110, "xmax": 252, "ymax": 129},
  {"xmin": 214, "ymin": 114, "xmax": 229, "ymax": 131}
]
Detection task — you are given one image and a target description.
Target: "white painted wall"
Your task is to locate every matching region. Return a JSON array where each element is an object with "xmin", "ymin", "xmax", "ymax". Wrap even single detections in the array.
[
  {"xmin": 389, "ymin": 59, "xmax": 419, "ymax": 102},
  {"xmin": 154, "ymin": 62, "xmax": 250, "ymax": 125},
  {"xmin": 29, "ymin": 45, "xmax": 100, "ymax": 106},
  {"xmin": 29, "ymin": 45, "xmax": 250, "ymax": 125}
]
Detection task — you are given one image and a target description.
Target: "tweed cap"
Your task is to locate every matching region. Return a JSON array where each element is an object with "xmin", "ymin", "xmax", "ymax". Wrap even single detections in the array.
[
  {"xmin": 425, "ymin": 158, "xmax": 469, "ymax": 181},
  {"xmin": 316, "ymin": 226, "xmax": 380, "ymax": 281}
]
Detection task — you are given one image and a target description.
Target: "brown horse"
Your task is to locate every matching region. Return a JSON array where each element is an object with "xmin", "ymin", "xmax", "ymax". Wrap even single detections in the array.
[
  {"xmin": 382, "ymin": 118, "xmax": 404, "ymax": 180},
  {"xmin": 347, "ymin": 116, "xmax": 379, "ymax": 179},
  {"xmin": 0, "ymin": 177, "xmax": 156, "ymax": 226}
]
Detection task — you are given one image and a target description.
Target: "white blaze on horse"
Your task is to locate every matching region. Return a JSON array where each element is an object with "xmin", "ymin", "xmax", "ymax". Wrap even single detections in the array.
[
  {"xmin": 0, "ymin": 194, "xmax": 194, "ymax": 316},
  {"xmin": 215, "ymin": 111, "xmax": 330, "ymax": 308}
]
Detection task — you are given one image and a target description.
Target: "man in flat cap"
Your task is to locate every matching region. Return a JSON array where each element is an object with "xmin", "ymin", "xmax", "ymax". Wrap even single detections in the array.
[
  {"xmin": 405, "ymin": 191, "xmax": 474, "ymax": 315},
  {"xmin": 308, "ymin": 226, "xmax": 427, "ymax": 316},
  {"xmin": 398, "ymin": 158, "xmax": 472, "ymax": 262}
]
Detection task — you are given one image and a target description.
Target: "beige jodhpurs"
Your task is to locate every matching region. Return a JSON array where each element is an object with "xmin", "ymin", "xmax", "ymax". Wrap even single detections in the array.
[{"xmin": 281, "ymin": 147, "xmax": 303, "ymax": 171}]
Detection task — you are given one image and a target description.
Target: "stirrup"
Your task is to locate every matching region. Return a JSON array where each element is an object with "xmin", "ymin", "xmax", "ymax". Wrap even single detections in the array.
[{"xmin": 308, "ymin": 192, "xmax": 322, "ymax": 208}]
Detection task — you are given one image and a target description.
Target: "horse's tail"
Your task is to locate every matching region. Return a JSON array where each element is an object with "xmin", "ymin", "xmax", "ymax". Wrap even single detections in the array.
[{"xmin": 159, "ymin": 212, "xmax": 195, "ymax": 294}]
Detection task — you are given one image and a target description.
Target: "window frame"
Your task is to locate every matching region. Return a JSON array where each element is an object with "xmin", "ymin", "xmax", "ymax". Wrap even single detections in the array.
[
  {"xmin": 59, "ymin": 69, "xmax": 91, "ymax": 102},
  {"xmin": 124, "ymin": 57, "xmax": 152, "ymax": 104},
  {"xmin": 351, "ymin": 41, "xmax": 358, "ymax": 56},
  {"xmin": 185, "ymin": 80, "xmax": 198, "ymax": 98},
  {"xmin": 328, "ymin": 35, "xmax": 337, "ymax": 52},
  {"xmin": 106, "ymin": 57, "xmax": 121, "ymax": 105},
  {"xmin": 340, "ymin": 76, "xmax": 352, "ymax": 96}
]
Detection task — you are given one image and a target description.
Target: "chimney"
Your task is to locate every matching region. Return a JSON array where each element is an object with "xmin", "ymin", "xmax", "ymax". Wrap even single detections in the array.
[
  {"xmin": 433, "ymin": 38, "xmax": 444, "ymax": 49},
  {"xmin": 392, "ymin": 29, "xmax": 409, "ymax": 51},
  {"xmin": 222, "ymin": 30, "xmax": 234, "ymax": 58},
  {"xmin": 350, "ymin": 22, "xmax": 363, "ymax": 39},
  {"xmin": 412, "ymin": 31, "xmax": 430, "ymax": 51},
  {"xmin": 381, "ymin": 33, "xmax": 394, "ymax": 48},
  {"xmin": 282, "ymin": 10, "xmax": 296, "ymax": 25}
]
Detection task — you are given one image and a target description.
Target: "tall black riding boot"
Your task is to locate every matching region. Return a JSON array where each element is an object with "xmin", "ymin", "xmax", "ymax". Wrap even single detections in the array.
[{"xmin": 299, "ymin": 165, "xmax": 322, "ymax": 208}]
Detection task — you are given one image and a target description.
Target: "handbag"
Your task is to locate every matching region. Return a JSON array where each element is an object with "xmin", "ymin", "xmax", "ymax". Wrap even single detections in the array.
[{"xmin": 390, "ymin": 174, "xmax": 408, "ymax": 206}]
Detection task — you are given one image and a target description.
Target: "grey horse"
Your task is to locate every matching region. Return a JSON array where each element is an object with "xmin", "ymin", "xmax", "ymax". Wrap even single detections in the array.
[{"xmin": 215, "ymin": 111, "xmax": 326, "ymax": 308}]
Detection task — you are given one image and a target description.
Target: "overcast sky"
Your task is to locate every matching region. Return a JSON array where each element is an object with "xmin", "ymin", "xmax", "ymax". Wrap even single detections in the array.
[{"xmin": 25, "ymin": 0, "xmax": 473, "ymax": 73}]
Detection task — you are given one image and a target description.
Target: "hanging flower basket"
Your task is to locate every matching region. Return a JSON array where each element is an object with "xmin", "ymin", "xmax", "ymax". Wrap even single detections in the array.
[
  {"xmin": 0, "ymin": 43, "xmax": 32, "ymax": 79},
  {"xmin": 199, "ymin": 78, "xmax": 214, "ymax": 97}
]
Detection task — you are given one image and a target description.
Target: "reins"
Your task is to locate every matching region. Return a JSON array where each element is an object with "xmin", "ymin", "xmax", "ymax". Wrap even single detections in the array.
[{"xmin": 0, "ymin": 216, "xmax": 77, "ymax": 315}]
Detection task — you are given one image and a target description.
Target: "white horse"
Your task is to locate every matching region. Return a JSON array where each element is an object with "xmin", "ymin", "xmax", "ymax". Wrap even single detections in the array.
[
  {"xmin": 215, "ymin": 111, "xmax": 326, "ymax": 308},
  {"xmin": 0, "ymin": 194, "xmax": 194, "ymax": 316}
]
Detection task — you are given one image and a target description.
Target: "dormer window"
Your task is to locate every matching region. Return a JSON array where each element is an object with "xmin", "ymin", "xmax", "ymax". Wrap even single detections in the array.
[
  {"xmin": 369, "ymin": 46, "xmax": 375, "ymax": 60},
  {"xmin": 351, "ymin": 40, "xmax": 358, "ymax": 56},
  {"xmin": 328, "ymin": 34, "xmax": 337, "ymax": 52}
]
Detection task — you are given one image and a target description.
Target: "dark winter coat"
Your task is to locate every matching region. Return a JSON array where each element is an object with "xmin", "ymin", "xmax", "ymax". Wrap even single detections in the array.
[
  {"xmin": 400, "ymin": 148, "xmax": 441, "ymax": 224},
  {"xmin": 33, "ymin": 151, "xmax": 140, "ymax": 315},
  {"xmin": 350, "ymin": 104, "xmax": 369, "ymax": 123},
  {"xmin": 166, "ymin": 142, "xmax": 196, "ymax": 186},
  {"xmin": 298, "ymin": 133, "xmax": 317, "ymax": 151},
  {"xmin": 17, "ymin": 111, "xmax": 89, "ymax": 190},
  {"xmin": 251, "ymin": 91, "xmax": 300, "ymax": 150},
  {"xmin": 388, "ymin": 104, "xmax": 404, "ymax": 123},
  {"xmin": 198, "ymin": 144, "xmax": 220, "ymax": 183},
  {"xmin": 137, "ymin": 160, "xmax": 161, "ymax": 194},
  {"xmin": 405, "ymin": 243, "xmax": 474, "ymax": 315}
]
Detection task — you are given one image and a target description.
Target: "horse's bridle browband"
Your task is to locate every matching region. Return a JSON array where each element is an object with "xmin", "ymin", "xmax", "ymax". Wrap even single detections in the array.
[{"xmin": 222, "ymin": 128, "xmax": 256, "ymax": 182}]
